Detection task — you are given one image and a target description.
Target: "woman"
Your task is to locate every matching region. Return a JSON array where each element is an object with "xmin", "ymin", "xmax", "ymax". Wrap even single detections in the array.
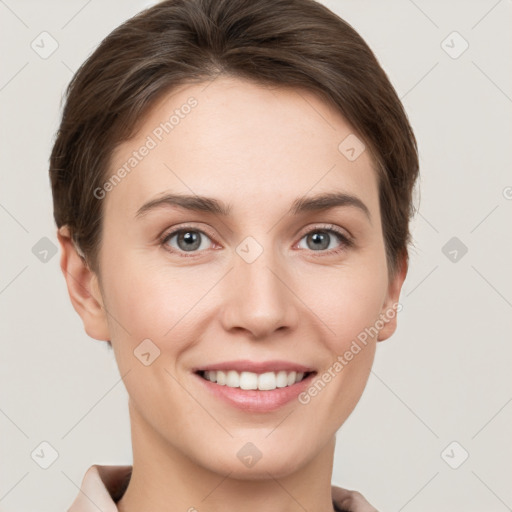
[{"xmin": 50, "ymin": 0, "xmax": 419, "ymax": 510}]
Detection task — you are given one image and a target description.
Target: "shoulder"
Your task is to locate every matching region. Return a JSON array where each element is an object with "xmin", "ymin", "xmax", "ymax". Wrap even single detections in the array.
[
  {"xmin": 68, "ymin": 464, "xmax": 132, "ymax": 512},
  {"xmin": 331, "ymin": 485, "xmax": 379, "ymax": 512}
]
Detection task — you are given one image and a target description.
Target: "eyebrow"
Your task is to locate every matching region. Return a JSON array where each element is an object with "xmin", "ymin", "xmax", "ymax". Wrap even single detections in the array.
[{"xmin": 135, "ymin": 191, "xmax": 371, "ymax": 223}]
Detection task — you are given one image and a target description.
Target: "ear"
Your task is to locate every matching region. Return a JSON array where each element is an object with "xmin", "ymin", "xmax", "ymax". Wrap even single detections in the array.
[
  {"xmin": 57, "ymin": 226, "xmax": 110, "ymax": 342},
  {"xmin": 377, "ymin": 250, "xmax": 408, "ymax": 342}
]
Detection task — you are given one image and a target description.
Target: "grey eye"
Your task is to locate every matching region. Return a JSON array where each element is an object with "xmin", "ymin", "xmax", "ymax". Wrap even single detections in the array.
[{"xmin": 164, "ymin": 229, "xmax": 212, "ymax": 252}]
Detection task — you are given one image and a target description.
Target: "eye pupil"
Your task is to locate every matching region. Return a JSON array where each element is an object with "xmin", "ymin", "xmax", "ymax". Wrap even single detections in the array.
[
  {"xmin": 178, "ymin": 231, "xmax": 201, "ymax": 251},
  {"xmin": 308, "ymin": 231, "xmax": 329, "ymax": 250}
]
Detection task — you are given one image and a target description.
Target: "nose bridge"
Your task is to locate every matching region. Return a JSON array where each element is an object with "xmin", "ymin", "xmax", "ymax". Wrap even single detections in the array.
[{"xmin": 222, "ymin": 235, "xmax": 298, "ymax": 337}]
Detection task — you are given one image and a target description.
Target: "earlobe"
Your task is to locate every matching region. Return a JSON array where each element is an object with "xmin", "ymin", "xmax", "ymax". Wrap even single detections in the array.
[
  {"xmin": 57, "ymin": 226, "xmax": 110, "ymax": 341},
  {"xmin": 377, "ymin": 251, "xmax": 408, "ymax": 342}
]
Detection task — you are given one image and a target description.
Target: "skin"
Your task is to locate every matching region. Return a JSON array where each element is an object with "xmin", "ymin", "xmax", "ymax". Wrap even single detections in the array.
[{"xmin": 58, "ymin": 76, "xmax": 407, "ymax": 512}]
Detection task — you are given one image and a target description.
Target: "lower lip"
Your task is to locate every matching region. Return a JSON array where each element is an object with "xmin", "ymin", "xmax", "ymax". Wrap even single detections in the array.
[{"xmin": 193, "ymin": 372, "xmax": 316, "ymax": 413}]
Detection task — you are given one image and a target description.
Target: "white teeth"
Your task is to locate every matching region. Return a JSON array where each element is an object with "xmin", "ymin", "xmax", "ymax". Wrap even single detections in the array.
[
  {"xmin": 240, "ymin": 371, "xmax": 258, "ymax": 390},
  {"xmin": 226, "ymin": 370, "xmax": 240, "ymax": 388},
  {"xmin": 201, "ymin": 370, "xmax": 309, "ymax": 390}
]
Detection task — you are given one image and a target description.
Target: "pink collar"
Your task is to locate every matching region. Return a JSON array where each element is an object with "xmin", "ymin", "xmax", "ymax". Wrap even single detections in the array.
[{"xmin": 67, "ymin": 464, "xmax": 377, "ymax": 511}]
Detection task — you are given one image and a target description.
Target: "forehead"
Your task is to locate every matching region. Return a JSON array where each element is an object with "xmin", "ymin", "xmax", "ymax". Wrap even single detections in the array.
[{"xmin": 105, "ymin": 76, "xmax": 379, "ymax": 222}]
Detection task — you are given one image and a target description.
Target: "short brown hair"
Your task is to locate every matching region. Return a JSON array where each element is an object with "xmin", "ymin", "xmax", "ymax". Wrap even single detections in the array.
[{"xmin": 49, "ymin": 0, "xmax": 419, "ymax": 279}]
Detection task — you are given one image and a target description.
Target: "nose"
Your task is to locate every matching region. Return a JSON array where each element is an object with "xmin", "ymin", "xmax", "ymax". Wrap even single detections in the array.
[{"xmin": 220, "ymin": 243, "xmax": 300, "ymax": 340}]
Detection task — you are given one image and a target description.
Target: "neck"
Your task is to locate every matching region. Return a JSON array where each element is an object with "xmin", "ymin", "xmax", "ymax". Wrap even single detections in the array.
[{"xmin": 117, "ymin": 400, "xmax": 338, "ymax": 512}]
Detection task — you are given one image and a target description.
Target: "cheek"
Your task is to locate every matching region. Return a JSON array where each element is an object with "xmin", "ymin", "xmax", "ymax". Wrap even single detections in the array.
[
  {"xmin": 305, "ymin": 266, "xmax": 387, "ymax": 422},
  {"xmin": 102, "ymin": 251, "xmax": 216, "ymax": 347},
  {"xmin": 299, "ymin": 264, "xmax": 388, "ymax": 350}
]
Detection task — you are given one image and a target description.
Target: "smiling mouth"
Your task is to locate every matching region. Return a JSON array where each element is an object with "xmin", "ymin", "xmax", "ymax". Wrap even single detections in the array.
[{"xmin": 195, "ymin": 369, "xmax": 316, "ymax": 391}]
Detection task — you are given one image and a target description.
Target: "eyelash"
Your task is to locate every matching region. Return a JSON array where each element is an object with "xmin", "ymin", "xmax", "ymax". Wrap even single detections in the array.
[{"xmin": 159, "ymin": 223, "xmax": 354, "ymax": 259}]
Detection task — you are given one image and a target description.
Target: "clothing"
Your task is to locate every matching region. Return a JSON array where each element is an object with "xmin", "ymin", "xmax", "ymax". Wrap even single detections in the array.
[{"xmin": 67, "ymin": 465, "xmax": 378, "ymax": 512}]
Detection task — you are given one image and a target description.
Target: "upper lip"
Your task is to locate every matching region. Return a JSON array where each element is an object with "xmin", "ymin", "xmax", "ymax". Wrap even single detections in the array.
[{"xmin": 193, "ymin": 359, "xmax": 316, "ymax": 374}]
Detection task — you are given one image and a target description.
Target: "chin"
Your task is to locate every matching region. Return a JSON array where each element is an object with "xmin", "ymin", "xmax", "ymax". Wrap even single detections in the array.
[{"xmin": 189, "ymin": 440, "xmax": 296, "ymax": 477}]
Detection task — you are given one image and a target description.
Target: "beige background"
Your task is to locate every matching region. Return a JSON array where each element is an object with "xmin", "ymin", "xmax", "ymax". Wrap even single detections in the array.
[{"xmin": 1, "ymin": 0, "xmax": 511, "ymax": 510}]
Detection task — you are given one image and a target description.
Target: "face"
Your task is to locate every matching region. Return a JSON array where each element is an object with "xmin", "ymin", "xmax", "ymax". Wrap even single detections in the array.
[{"xmin": 80, "ymin": 76, "xmax": 405, "ymax": 477}]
